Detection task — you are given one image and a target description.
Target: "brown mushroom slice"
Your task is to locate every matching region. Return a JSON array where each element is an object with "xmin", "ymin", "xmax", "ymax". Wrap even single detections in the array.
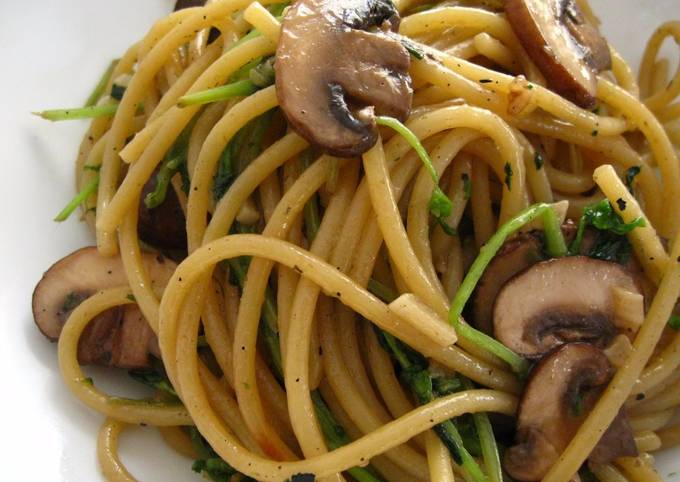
[
  {"xmin": 505, "ymin": 0, "xmax": 611, "ymax": 108},
  {"xmin": 472, "ymin": 232, "xmax": 544, "ymax": 334},
  {"xmin": 504, "ymin": 343, "xmax": 637, "ymax": 481},
  {"xmin": 275, "ymin": 0, "xmax": 413, "ymax": 157},
  {"xmin": 472, "ymin": 222, "xmax": 580, "ymax": 334},
  {"xmin": 138, "ymin": 169, "xmax": 187, "ymax": 251},
  {"xmin": 493, "ymin": 256, "xmax": 641, "ymax": 359},
  {"xmin": 32, "ymin": 247, "xmax": 175, "ymax": 369}
]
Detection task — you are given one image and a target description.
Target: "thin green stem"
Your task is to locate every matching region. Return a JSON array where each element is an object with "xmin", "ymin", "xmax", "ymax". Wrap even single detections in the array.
[
  {"xmin": 461, "ymin": 378, "xmax": 502, "ymax": 482},
  {"xmin": 34, "ymin": 104, "xmax": 118, "ymax": 121},
  {"xmin": 301, "ymin": 151, "xmax": 321, "ymax": 242},
  {"xmin": 448, "ymin": 203, "xmax": 566, "ymax": 376},
  {"xmin": 54, "ymin": 174, "xmax": 100, "ymax": 221},
  {"xmin": 311, "ymin": 391, "xmax": 384, "ymax": 482},
  {"xmin": 178, "ymin": 79, "xmax": 257, "ymax": 106},
  {"xmin": 375, "ymin": 116, "xmax": 454, "ymax": 223},
  {"xmin": 378, "ymin": 329, "xmax": 487, "ymax": 482},
  {"xmin": 84, "ymin": 59, "xmax": 118, "ymax": 107}
]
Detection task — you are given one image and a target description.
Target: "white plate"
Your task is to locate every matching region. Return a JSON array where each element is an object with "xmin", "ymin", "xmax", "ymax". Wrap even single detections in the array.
[{"xmin": 0, "ymin": 1, "xmax": 678, "ymax": 480}]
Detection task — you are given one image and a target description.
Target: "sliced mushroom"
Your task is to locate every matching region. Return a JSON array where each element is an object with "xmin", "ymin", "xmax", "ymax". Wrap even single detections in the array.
[
  {"xmin": 473, "ymin": 232, "xmax": 544, "ymax": 334},
  {"xmin": 505, "ymin": 343, "xmax": 637, "ymax": 481},
  {"xmin": 493, "ymin": 256, "xmax": 641, "ymax": 359},
  {"xmin": 472, "ymin": 222, "xmax": 579, "ymax": 334},
  {"xmin": 138, "ymin": 170, "xmax": 187, "ymax": 251},
  {"xmin": 32, "ymin": 247, "xmax": 175, "ymax": 369},
  {"xmin": 275, "ymin": 0, "xmax": 413, "ymax": 157},
  {"xmin": 505, "ymin": 0, "xmax": 611, "ymax": 108}
]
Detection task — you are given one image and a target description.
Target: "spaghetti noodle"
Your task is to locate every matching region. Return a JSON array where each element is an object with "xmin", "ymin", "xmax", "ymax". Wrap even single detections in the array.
[{"xmin": 32, "ymin": 0, "xmax": 680, "ymax": 481}]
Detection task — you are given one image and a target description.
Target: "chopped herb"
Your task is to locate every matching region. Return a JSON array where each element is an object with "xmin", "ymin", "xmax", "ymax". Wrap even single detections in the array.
[
  {"xmin": 291, "ymin": 475, "xmax": 316, "ymax": 482},
  {"xmin": 591, "ymin": 129, "xmax": 599, "ymax": 137},
  {"xmin": 533, "ymin": 151, "xmax": 544, "ymax": 170},
  {"xmin": 83, "ymin": 164, "xmax": 101, "ymax": 172},
  {"xmin": 624, "ymin": 166, "xmax": 641, "ymax": 193},
  {"xmin": 400, "ymin": 37, "xmax": 424, "ymax": 60},
  {"xmin": 504, "ymin": 162, "xmax": 513, "ymax": 190},
  {"xmin": 571, "ymin": 391, "xmax": 585, "ymax": 417},
  {"xmin": 525, "ymin": 83, "xmax": 534, "ymax": 90},
  {"xmin": 145, "ymin": 118, "xmax": 195, "ymax": 209},
  {"xmin": 62, "ymin": 292, "xmax": 82, "ymax": 312},
  {"xmin": 81, "ymin": 377, "xmax": 94, "ymax": 386},
  {"xmin": 128, "ymin": 369, "xmax": 178, "ymax": 398},
  {"xmin": 126, "ymin": 293, "xmax": 136, "ymax": 302},
  {"xmin": 110, "ymin": 83, "xmax": 126, "ymax": 101},
  {"xmin": 462, "ymin": 173, "xmax": 472, "ymax": 199},
  {"xmin": 592, "ymin": 106, "xmax": 601, "ymax": 115},
  {"xmin": 479, "ymin": 79, "xmax": 493, "ymax": 83},
  {"xmin": 669, "ymin": 315, "xmax": 680, "ymax": 330},
  {"xmin": 636, "ymin": 393, "xmax": 646, "ymax": 401},
  {"xmin": 568, "ymin": 200, "xmax": 645, "ymax": 263},
  {"xmin": 616, "ymin": 198, "xmax": 627, "ymax": 211}
]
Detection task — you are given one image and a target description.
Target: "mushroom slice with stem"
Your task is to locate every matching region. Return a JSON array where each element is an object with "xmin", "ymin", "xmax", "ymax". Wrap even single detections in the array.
[
  {"xmin": 493, "ymin": 255, "xmax": 641, "ymax": 359},
  {"xmin": 505, "ymin": 343, "xmax": 637, "ymax": 481},
  {"xmin": 275, "ymin": 0, "xmax": 413, "ymax": 157},
  {"xmin": 32, "ymin": 247, "xmax": 176, "ymax": 369},
  {"xmin": 505, "ymin": 0, "xmax": 611, "ymax": 108}
]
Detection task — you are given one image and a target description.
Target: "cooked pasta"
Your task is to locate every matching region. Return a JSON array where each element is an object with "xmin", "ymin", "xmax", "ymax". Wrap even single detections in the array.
[{"xmin": 32, "ymin": 1, "xmax": 680, "ymax": 481}]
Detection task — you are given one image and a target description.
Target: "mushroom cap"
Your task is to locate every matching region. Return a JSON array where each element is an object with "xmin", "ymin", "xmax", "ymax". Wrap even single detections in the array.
[
  {"xmin": 505, "ymin": 0, "xmax": 611, "ymax": 108},
  {"xmin": 504, "ymin": 343, "xmax": 636, "ymax": 481},
  {"xmin": 32, "ymin": 247, "xmax": 175, "ymax": 369},
  {"xmin": 275, "ymin": 0, "xmax": 413, "ymax": 157},
  {"xmin": 493, "ymin": 255, "xmax": 640, "ymax": 358}
]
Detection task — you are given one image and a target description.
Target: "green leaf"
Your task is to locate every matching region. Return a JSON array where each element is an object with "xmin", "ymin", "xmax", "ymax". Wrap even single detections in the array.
[
  {"xmin": 569, "ymin": 200, "xmax": 645, "ymax": 260},
  {"xmin": 669, "ymin": 315, "xmax": 680, "ymax": 330},
  {"xmin": 625, "ymin": 166, "xmax": 641, "ymax": 193}
]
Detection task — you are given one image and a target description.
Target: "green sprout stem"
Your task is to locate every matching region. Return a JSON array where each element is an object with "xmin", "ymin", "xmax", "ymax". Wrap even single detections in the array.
[
  {"xmin": 375, "ymin": 116, "xmax": 454, "ymax": 227},
  {"xmin": 461, "ymin": 378, "xmax": 502, "ymax": 482},
  {"xmin": 85, "ymin": 59, "xmax": 119, "ymax": 107},
  {"xmin": 34, "ymin": 104, "xmax": 119, "ymax": 121},
  {"xmin": 448, "ymin": 203, "xmax": 567, "ymax": 376},
  {"xmin": 379, "ymin": 330, "xmax": 488, "ymax": 482},
  {"xmin": 178, "ymin": 79, "xmax": 257, "ymax": 107},
  {"xmin": 227, "ymin": 233, "xmax": 382, "ymax": 482},
  {"xmin": 54, "ymin": 174, "xmax": 100, "ymax": 222}
]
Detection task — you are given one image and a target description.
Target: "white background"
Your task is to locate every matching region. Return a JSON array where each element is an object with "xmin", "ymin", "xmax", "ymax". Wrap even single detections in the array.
[{"xmin": 0, "ymin": 1, "xmax": 678, "ymax": 480}]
